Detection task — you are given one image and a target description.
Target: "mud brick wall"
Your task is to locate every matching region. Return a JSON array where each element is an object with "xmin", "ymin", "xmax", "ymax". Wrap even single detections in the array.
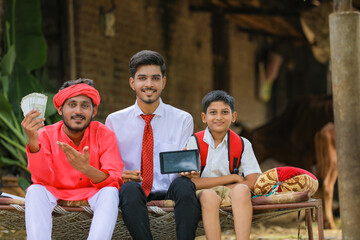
[
  {"xmin": 72, "ymin": 0, "xmax": 268, "ymax": 131},
  {"xmin": 229, "ymin": 24, "xmax": 268, "ymax": 129}
]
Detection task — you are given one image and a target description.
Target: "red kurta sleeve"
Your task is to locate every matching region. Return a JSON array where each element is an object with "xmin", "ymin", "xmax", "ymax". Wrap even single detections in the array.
[
  {"xmin": 27, "ymin": 133, "xmax": 56, "ymax": 185},
  {"xmin": 89, "ymin": 124, "xmax": 124, "ymax": 190}
]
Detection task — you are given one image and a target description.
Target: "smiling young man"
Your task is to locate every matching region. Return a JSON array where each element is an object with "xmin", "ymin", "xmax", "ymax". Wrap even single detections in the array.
[
  {"xmin": 106, "ymin": 50, "xmax": 201, "ymax": 240},
  {"xmin": 22, "ymin": 79, "xmax": 124, "ymax": 240}
]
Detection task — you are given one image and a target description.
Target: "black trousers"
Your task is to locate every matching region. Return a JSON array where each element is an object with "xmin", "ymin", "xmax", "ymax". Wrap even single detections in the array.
[{"xmin": 119, "ymin": 177, "xmax": 201, "ymax": 240}]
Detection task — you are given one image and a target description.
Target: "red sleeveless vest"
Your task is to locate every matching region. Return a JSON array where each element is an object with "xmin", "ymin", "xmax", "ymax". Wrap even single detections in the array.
[{"xmin": 194, "ymin": 129, "xmax": 244, "ymax": 174}]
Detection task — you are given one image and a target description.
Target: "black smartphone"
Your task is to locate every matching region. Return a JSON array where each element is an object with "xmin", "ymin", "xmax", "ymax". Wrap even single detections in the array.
[{"xmin": 159, "ymin": 149, "xmax": 200, "ymax": 174}]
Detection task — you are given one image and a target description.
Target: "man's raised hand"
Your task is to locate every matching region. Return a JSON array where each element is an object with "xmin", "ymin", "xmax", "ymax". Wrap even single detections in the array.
[
  {"xmin": 57, "ymin": 142, "xmax": 110, "ymax": 184},
  {"xmin": 57, "ymin": 142, "xmax": 90, "ymax": 173},
  {"xmin": 21, "ymin": 110, "xmax": 45, "ymax": 153}
]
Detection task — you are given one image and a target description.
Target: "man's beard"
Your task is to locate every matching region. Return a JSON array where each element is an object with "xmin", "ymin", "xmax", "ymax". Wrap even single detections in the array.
[
  {"xmin": 63, "ymin": 114, "xmax": 92, "ymax": 133},
  {"xmin": 136, "ymin": 88, "xmax": 161, "ymax": 104}
]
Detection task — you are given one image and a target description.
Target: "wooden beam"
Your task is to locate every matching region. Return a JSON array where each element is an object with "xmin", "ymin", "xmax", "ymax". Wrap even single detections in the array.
[
  {"xmin": 189, "ymin": 4, "xmax": 300, "ymax": 17},
  {"xmin": 227, "ymin": 15, "xmax": 303, "ymax": 39}
]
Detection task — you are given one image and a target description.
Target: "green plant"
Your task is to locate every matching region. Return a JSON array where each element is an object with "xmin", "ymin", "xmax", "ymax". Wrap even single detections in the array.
[{"xmin": 0, "ymin": 0, "xmax": 59, "ymax": 188}]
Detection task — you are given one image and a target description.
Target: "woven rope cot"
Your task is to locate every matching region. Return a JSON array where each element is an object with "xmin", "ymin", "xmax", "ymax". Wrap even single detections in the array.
[
  {"xmin": 0, "ymin": 203, "xmax": 201, "ymax": 240},
  {"xmin": 0, "ymin": 198, "xmax": 324, "ymax": 240}
]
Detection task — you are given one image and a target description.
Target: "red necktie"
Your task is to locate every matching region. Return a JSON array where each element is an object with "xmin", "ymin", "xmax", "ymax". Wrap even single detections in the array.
[{"xmin": 140, "ymin": 114, "xmax": 155, "ymax": 196}]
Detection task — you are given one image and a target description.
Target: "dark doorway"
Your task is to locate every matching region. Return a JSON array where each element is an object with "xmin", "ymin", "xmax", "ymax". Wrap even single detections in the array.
[{"xmin": 41, "ymin": 0, "xmax": 70, "ymax": 90}]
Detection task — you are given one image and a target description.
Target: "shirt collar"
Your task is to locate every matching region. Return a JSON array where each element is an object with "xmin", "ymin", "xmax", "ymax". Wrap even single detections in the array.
[
  {"xmin": 134, "ymin": 98, "xmax": 164, "ymax": 117},
  {"xmin": 204, "ymin": 127, "xmax": 228, "ymax": 148}
]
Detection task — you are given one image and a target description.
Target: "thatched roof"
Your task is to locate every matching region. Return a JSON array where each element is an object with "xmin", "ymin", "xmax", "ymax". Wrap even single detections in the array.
[
  {"xmin": 190, "ymin": 0, "xmax": 360, "ymax": 39},
  {"xmin": 190, "ymin": 0, "xmax": 360, "ymax": 63}
]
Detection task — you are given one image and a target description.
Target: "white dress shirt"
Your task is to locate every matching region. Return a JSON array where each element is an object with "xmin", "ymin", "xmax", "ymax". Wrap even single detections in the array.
[
  {"xmin": 186, "ymin": 127, "xmax": 261, "ymax": 178},
  {"xmin": 105, "ymin": 98, "xmax": 194, "ymax": 193}
]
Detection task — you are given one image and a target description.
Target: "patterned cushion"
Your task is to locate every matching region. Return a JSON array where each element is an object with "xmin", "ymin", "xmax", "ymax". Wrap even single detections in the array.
[
  {"xmin": 251, "ymin": 190, "xmax": 310, "ymax": 205},
  {"xmin": 254, "ymin": 167, "xmax": 319, "ymax": 196}
]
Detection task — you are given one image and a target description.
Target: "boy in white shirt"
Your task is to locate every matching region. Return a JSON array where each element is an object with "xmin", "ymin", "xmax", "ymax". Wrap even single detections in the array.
[{"xmin": 185, "ymin": 90, "xmax": 261, "ymax": 240}]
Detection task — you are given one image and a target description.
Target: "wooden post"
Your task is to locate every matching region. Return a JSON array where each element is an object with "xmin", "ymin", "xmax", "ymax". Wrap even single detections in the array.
[
  {"xmin": 211, "ymin": 11, "xmax": 230, "ymax": 92},
  {"xmin": 333, "ymin": 0, "xmax": 352, "ymax": 12},
  {"xmin": 67, "ymin": 0, "xmax": 76, "ymax": 80},
  {"xmin": 334, "ymin": 0, "xmax": 352, "ymax": 12},
  {"xmin": 329, "ymin": 4, "xmax": 360, "ymax": 239}
]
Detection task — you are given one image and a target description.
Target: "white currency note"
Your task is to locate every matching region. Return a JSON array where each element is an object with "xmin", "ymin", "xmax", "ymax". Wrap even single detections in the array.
[{"xmin": 20, "ymin": 93, "xmax": 48, "ymax": 120}]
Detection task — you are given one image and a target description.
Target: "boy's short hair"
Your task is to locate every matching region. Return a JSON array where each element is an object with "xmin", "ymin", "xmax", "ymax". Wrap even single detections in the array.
[
  {"xmin": 129, "ymin": 50, "xmax": 166, "ymax": 78},
  {"xmin": 202, "ymin": 90, "xmax": 235, "ymax": 113}
]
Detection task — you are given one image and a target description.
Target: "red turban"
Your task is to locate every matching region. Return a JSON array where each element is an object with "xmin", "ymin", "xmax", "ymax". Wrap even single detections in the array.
[{"xmin": 53, "ymin": 83, "xmax": 101, "ymax": 110}]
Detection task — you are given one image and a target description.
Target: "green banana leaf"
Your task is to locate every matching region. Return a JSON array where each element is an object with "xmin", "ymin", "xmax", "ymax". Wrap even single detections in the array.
[
  {"xmin": 0, "ymin": 45, "xmax": 16, "ymax": 76},
  {"xmin": 44, "ymin": 92, "xmax": 58, "ymax": 119},
  {"xmin": 18, "ymin": 177, "xmax": 31, "ymax": 191},
  {"xmin": 0, "ymin": 0, "xmax": 58, "ymax": 184},
  {"xmin": 0, "ymin": 91, "xmax": 13, "ymax": 121},
  {"xmin": 5, "ymin": 0, "xmax": 47, "ymax": 71},
  {"xmin": 0, "ymin": 93, "xmax": 26, "ymax": 144},
  {"xmin": 0, "ymin": 75, "xmax": 10, "ymax": 98}
]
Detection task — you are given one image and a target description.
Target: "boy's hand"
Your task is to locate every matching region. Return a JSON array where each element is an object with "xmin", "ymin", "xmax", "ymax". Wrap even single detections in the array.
[
  {"xmin": 233, "ymin": 174, "xmax": 245, "ymax": 183},
  {"xmin": 21, "ymin": 110, "xmax": 45, "ymax": 153},
  {"xmin": 178, "ymin": 148, "xmax": 200, "ymax": 179},
  {"xmin": 180, "ymin": 171, "xmax": 200, "ymax": 179},
  {"xmin": 122, "ymin": 170, "xmax": 143, "ymax": 183}
]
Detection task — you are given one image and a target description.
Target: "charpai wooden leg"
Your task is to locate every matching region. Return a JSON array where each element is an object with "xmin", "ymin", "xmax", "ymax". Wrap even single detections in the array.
[
  {"xmin": 306, "ymin": 209, "xmax": 314, "ymax": 240},
  {"xmin": 316, "ymin": 199, "xmax": 325, "ymax": 240}
]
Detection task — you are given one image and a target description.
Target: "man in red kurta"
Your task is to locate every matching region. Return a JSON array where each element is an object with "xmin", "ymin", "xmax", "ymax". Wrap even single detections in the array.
[{"xmin": 21, "ymin": 78, "xmax": 124, "ymax": 240}]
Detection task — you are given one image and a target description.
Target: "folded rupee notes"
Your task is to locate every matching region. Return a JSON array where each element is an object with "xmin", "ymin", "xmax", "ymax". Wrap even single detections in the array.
[{"xmin": 20, "ymin": 93, "xmax": 48, "ymax": 121}]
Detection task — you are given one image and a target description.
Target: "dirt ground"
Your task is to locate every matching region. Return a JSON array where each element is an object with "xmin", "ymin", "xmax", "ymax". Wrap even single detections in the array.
[
  {"xmin": 0, "ymin": 229, "xmax": 26, "ymax": 240},
  {"xmin": 251, "ymin": 217, "xmax": 342, "ymax": 240},
  {"xmin": 195, "ymin": 214, "xmax": 342, "ymax": 240}
]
